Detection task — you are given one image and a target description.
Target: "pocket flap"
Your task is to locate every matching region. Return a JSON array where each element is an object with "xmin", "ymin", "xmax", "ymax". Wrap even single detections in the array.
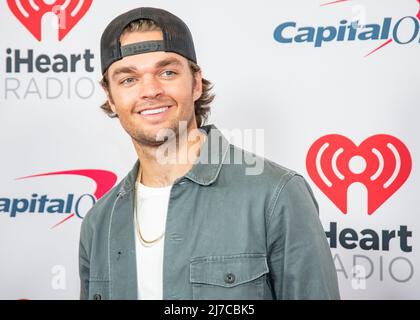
[{"xmin": 190, "ymin": 253, "xmax": 269, "ymax": 288}]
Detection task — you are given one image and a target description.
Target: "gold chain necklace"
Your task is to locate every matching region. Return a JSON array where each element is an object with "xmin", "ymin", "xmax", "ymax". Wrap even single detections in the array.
[{"xmin": 134, "ymin": 167, "xmax": 165, "ymax": 245}]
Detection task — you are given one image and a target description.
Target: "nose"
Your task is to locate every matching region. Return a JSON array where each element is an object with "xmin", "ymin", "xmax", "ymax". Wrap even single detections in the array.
[{"xmin": 139, "ymin": 74, "xmax": 164, "ymax": 100}]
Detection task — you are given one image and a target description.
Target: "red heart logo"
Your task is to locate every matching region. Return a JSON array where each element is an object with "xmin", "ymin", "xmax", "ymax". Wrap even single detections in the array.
[
  {"xmin": 417, "ymin": 0, "xmax": 420, "ymax": 21},
  {"xmin": 7, "ymin": 0, "xmax": 93, "ymax": 41},
  {"xmin": 306, "ymin": 135, "xmax": 412, "ymax": 215}
]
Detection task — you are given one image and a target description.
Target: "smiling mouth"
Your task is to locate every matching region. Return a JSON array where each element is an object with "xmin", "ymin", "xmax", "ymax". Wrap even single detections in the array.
[{"xmin": 138, "ymin": 105, "xmax": 172, "ymax": 116}]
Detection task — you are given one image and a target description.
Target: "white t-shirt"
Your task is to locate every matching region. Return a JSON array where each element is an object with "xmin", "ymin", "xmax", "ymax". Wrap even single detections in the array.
[{"xmin": 134, "ymin": 181, "xmax": 172, "ymax": 300}]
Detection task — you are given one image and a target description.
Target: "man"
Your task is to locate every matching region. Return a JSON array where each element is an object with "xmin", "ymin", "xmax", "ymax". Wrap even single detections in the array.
[{"xmin": 79, "ymin": 7, "xmax": 340, "ymax": 300}]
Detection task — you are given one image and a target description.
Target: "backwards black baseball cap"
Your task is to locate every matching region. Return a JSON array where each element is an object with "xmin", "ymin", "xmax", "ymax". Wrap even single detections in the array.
[{"xmin": 100, "ymin": 7, "xmax": 197, "ymax": 75}]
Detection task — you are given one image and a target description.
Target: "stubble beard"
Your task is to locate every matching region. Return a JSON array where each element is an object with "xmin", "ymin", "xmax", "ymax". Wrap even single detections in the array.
[{"xmin": 130, "ymin": 108, "xmax": 196, "ymax": 149}]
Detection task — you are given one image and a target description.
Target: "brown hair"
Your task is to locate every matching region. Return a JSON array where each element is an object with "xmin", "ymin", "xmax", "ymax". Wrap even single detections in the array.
[{"xmin": 99, "ymin": 19, "xmax": 215, "ymax": 128}]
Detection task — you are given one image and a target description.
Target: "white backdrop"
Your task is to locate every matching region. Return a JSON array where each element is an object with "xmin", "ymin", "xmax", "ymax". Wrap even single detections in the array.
[{"xmin": 0, "ymin": 0, "xmax": 418, "ymax": 299}]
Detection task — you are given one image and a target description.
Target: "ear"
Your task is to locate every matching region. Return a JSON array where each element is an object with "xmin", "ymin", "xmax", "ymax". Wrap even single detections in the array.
[
  {"xmin": 103, "ymin": 85, "xmax": 117, "ymax": 114},
  {"xmin": 107, "ymin": 91, "xmax": 117, "ymax": 114},
  {"xmin": 192, "ymin": 69, "xmax": 203, "ymax": 102}
]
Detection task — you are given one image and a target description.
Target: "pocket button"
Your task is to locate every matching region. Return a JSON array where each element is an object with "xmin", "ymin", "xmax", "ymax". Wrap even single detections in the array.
[
  {"xmin": 93, "ymin": 293, "xmax": 102, "ymax": 300},
  {"xmin": 224, "ymin": 273, "xmax": 236, "ymax": 284}
]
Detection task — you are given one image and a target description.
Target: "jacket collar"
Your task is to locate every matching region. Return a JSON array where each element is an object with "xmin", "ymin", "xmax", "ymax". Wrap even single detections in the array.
[{"xmin": 117, "ymin": 124, "xmax": 230, "ymax": 195}]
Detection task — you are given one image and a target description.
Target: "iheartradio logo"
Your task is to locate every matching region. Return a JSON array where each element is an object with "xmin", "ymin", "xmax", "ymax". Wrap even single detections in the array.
[
  {"xmin": 7, "ymin": 0, "xmax": 93, "ymax": 41},
  {"xmin": 306, "ymin": 134, "xmax": 412, "ymax": 215}
]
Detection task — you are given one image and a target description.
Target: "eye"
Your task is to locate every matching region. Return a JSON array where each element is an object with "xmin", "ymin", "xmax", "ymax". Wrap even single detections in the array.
[
  {"xmin": 161, "ymin": 70, "xmax": 177, "ymax": 78},
  {"xmin": 120, "ymin": 77, "xmax": 136, "ymax": 85}
]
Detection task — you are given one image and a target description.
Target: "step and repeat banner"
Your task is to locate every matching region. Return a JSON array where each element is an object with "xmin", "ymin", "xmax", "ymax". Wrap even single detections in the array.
[{"xmin": 0, "ymin": 0, "xmax": 418, "ymax": 299}]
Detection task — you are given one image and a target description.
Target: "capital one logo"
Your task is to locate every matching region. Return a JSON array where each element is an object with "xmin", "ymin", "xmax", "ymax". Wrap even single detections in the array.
[
  {"xmin": 306, "ymin": 135, "xmax": 412, "ymax": 215},
  {"xmin": 274, "ymin": 0, "xmax": 420, "ymax": 57},
  {"xmin": 0, "ymin": 169, "xmax": 117, "ymax": 228},
  {"xmin": 7, "ymin": 0, "xmax": 93, "ymax": 41}
]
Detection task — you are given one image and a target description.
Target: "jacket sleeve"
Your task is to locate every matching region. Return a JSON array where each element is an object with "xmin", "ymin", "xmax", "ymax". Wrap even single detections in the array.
[
  {"xmin": 79, "ymin": 217, "xmax": 90, "ymax": 300},
  {"xmin": 266, "ymin": 174, "xmax": 340, "ymax": 300}
]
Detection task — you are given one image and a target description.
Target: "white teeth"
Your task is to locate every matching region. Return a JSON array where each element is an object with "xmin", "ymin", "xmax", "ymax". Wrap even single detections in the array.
[{"xmin": 140, "ymin": 106, "xmax": 169, "ymax": 115}]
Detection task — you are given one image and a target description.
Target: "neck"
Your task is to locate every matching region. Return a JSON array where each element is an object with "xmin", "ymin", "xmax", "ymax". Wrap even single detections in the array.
[{"xmin": 133, "ymin": 126, "xmax": 206, "ymax": 187}]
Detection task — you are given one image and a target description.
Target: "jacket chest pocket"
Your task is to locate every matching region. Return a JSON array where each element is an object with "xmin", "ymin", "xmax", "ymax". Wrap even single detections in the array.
[{"xmin": 190, "ymin": 253, "xmax": 269, "ymax": 300}]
